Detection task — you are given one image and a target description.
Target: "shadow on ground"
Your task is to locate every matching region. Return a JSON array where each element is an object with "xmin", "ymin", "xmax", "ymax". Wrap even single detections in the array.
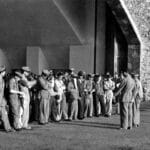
[{"xmin": 59, "ymin": 120, "xmax": 120, "ymax": 130}]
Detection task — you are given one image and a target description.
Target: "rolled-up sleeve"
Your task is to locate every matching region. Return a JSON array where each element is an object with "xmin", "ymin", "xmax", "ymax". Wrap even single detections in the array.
[
  {"xmin": 39, "ymin": 77, "xmax": 49, "ymax": 90},
  {"xmin": 9, "ymin": 79, "xmax": 16, "ymax": 91}
]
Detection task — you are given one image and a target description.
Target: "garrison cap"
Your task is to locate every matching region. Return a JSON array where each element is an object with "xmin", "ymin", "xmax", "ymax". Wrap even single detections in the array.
[
  {"xmin": 21, "ymin": 66, "xmax": 31, "ymax": 72},
  {"xmin": 0, "ymin": 66, "xmax": 6, "ymax": 73},
  {"xmin": 15, "ymin": 71, "xmax": 23, "ymax": 78},
  {"xmin": 42, "ymin": 69, "xmax": 49, "ymax": 76},
  {"xmin": 78, "ymin": 71, "xmax": 84, "ymax": 77}
]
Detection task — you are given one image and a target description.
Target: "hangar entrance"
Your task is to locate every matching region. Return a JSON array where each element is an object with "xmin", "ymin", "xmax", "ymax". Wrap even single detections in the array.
[{"xmin": 105, "ymin": 4, "xmax": 128, "ymax": 75}]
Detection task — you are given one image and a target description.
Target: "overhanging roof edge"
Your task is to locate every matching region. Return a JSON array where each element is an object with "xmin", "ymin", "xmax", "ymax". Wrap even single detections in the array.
[{"xmin": 119, "ymin": 0, "xmax": 143, "ymax": 45}]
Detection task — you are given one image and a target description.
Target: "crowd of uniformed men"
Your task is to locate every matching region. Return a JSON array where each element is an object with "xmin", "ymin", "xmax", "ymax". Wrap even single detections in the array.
[{"xmin": 0, "ymin": 65, "xmax": 143, "ymax": 132}]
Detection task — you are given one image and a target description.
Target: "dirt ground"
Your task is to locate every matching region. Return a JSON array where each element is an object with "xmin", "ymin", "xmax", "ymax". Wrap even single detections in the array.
[{"xmin": 0, "ymin": 101, "xmax": 150, "ymax": 150}]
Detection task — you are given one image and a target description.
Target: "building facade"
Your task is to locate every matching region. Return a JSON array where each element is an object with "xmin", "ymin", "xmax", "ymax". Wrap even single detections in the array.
[{"xmin": 0, "ymin": 0, "xmax": 149, "ymax": 98}]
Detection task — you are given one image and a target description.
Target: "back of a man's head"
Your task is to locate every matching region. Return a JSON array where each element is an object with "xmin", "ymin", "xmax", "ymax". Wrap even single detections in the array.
[{"xmin": 123, "ymin": 72, "xmax": 128, "ymax": 77}]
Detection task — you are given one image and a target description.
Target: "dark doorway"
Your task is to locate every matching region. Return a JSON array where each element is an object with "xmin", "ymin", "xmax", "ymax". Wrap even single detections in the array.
[{"xmin": 105, "ymin": 4, "xmax": 128, "ymax": 75}]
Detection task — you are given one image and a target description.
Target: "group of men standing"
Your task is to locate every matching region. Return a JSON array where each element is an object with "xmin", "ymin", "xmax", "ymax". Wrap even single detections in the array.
[
  {"xmin": 0, "ymin": 66, "xmax": 36, "ymax": 132},
  {"xmin": 0, "ymin": 66, "xmax": 143, "ymax": 132}
]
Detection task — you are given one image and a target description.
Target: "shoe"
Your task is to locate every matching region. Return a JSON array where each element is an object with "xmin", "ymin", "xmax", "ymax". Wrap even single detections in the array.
[
  {"xmin": 134, "ymin": 124, "xmax": 139, "ymax": 128},
  {"xmin": 105, "ymin": 114, "xmax": 111, "ymax": 118},
  {"xmin": 6, "ymin": 128, "xmax": 16, "ymax": 133},
  {"xmin": 15, "ymin": 128, "xmax": 22, "ymax": 131},
  {"xmin": 120, "ymin": 127, "xmax": 127, "ymax": 130},
  {"xmin": 64, "ymin": 118, "xmax": 69, "ymax": 121},
  {"xmin": 39, "ymin": 122, "xmax": 46, "ymax": 125},
  {"xmin": 104, "ymin": 114, "xmax": 108, "ymax": 117},
  {"xmin": 23, "ymin": 126, "xmax": 32, "ymax": 130},
  {"xmin": 68, "ymin": 118, "xmax": 72, "ymax": 121},
  {"xmin": 78, "ymin": 116, "xmax": 84, "ymax": 120},
  {"xmin": 127, "ymin": 127, "xmax": 132, "ymax": 130}
]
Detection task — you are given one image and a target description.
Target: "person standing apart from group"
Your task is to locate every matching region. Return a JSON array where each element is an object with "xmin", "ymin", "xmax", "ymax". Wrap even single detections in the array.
[
  {"xmin": 114, "ymin": 72, "xmax": 135, "ymax": 130},
  {"xmin": 132, "ymin": 74, "xmax": 143, "ymax": 127}
]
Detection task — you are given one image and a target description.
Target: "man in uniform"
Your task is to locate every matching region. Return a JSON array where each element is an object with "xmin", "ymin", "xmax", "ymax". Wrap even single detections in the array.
[
  {"xmin": 8, "ymin": 70, "xmax": 25, "ymax": 130},
  {"xmin": 132, "ymin": 74, "xmax": 143, "ymax": 127},
  {"xmin": 93, "ymin": 74, "xmax": 105, "ymax": 116},
  {"xmin": 67, "ymin": 74, "xmax": 79, "ymax": 121},
  {"xmin": 84, "ymin": 74, "xmax": 95, "ymax": 118},
  {"xmin": 104, "ymin": 74, "xmax": 115, "ymax": 117},
  {"xmin": 114, "ymin": 72, "xmax": 135, "ymax": 130},
  {"xmin": 53, "ymin": 72, "xmax": 66, "ymax": 121},
  {"xmin": 77, "ymin": 71, "xmax": 85, "ymax": 120},
  {"xmin": 38, "ymin": 69, "xmax": 50, "ymax": 124},
  {"xmin": 113, "ymin": 72, "xmax": 121, "ymax": 114},
  {"xmin": 0, "ymin": 66, "xmax": 14, "ymax": 132},
  {"xmin": 19, "ymin": 66, "xmax": 36, "ymax": 129}
]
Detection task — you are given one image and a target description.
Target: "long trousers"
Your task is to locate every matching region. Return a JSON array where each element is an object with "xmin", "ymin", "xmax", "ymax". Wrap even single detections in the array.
[
  {"xmin": 78, "ymin": 95, "xmax": 85, "ymax": 119},
  {"xmin": 84, "ymin": 94, "xmax": 93, "ymax": 117},
  {"xmin": 94, "ymin": 94, "xmax": 105, "ymax": 116},
  {"xmin": 105, "ymin": 98, "xmax": 113, "ymax": 116},
  {"xmin": 61, "ymin": 94, "xmax": 68, "ymax": 120},
  {"xmin": 120, "ymin": 102, "xmax": 133, "ymax": 129},
  {"xmin": 39, "ymin": 98, "xmax": 49, "ymax": 124},
  {"xmin": 9, "ymin": 95, "xmax": 22, "ymax": 129},
  {"xmin": 0, "ymin": 106, "xmax": 12, "ymax": 131},
  {"xmin": 133, "ymin": 100, "xmax": 141, "ymax": 126},
  {"xmin": 69, "ymin": 99, "xmax": 78, "ymax": 120},
  {"xmin": 21, "ymin": 96, "xmax": 30, "ymax": 128}
]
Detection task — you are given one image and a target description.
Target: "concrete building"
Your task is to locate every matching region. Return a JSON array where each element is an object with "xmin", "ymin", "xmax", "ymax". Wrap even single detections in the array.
[{"xmin": 0, "ymin": 0, "xmax": 143, "ymax": 77}]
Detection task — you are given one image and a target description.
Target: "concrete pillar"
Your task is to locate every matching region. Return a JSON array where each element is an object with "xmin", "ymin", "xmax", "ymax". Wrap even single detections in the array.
[
  {"xmin": 69, "ymin": 45, "xmax": 94, "ymax": 73},
  {"xmin": 38, "ymin": 48, "xmax": 49, "ymax": 74},
  {"xmin": 26, "ymin": 47, "xmax": 40, "ymax": 74},
  {"xmin": 0, "ymin": 48, "xmax": 11, "ymax": 72},
  {"xmin": 95, "ymin": 0, "xmax": 106, "ymax": 74},
  {"xmin": 26, "ymin": 46, "xmax": 49, "ymax": 74}
]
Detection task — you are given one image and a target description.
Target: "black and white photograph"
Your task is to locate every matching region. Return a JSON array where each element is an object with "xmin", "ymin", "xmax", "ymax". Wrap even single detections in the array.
[{"xmin": 0, "ymin": 0, "xmax": 150, "ymax": 150}]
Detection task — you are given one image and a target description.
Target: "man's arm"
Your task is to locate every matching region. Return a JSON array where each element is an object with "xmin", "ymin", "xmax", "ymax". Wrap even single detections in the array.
[
  {"xmin": 114, "ymin": 79, "xmax": 126, "ymax": 97},
  {"xmin": 38, "ymin": 77, "xmax": 49, "ymax": 90}
]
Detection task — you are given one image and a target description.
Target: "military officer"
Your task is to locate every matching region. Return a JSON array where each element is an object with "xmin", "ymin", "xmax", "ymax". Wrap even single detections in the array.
[
  {"xmin": 0, "ymin": 66, "xmax": 14, "ymax": 132},
  {"xmin": 67, "ymin": 74, "xmax": 79, "ymax": 121},
  {"xmin": 77, "ymin": 71, "xmax": 85, "ymax": 119},
  {"xmin": 47, "ymin": 75, "xmax": 60, "ymax": 121},
  {"xmin": 114, "ymin": 72, "xmax": 135, "ymax": 130},
  {"xmin": 53, "ymin": 72, "xmax": 66, "ymax": 121},
  {"xmin": 132, "ymin": 74, "xmax": 143, "ymax": 127},
  {"xmin": 8, "ymin": 70, "xmax": 25, "ymax": 130},
  {"xmin": 93, "ymin": 74, "xmax": 105, "ymax": 116},
  {"xmin": 104, "ymin": 74, "xmax": 115, "ymax": 117},
  {"xmin": 19, "ymin": 66, "xmax": 36, "ymax": 129},
  {"xmin": 38, "ymin": 69, "xmax": 50, "ymax": 124},
  {"xmin": 84, "ymin": 74, "xmax": 95, "ymax": 118}
]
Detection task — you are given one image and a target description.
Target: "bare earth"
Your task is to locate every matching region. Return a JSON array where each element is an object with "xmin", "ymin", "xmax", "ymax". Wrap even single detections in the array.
[{"xmin": 0, "ymin": 102, "xmax": 150, "ymax": 150}]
